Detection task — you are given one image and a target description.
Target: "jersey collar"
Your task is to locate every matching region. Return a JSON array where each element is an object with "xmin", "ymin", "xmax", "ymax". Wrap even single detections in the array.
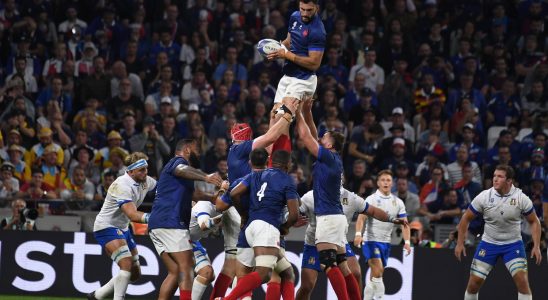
[
  {"xmin": 375, "ymin": 189, "xmax": 392, "ymax": 199},
  {"xmin": 493, "ymin": 185, "xmax": 516, "ymax": 197}
]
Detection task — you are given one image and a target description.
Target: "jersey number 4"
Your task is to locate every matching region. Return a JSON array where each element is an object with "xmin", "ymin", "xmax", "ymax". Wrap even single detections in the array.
[{"xmin": 257, "ymin": 182, "xmax": 268, "ymax": 202}]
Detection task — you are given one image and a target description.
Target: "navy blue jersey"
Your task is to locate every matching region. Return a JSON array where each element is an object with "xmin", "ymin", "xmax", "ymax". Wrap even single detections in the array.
[
  {"xmin": 242, "ymin": 168, "xmax": 299, "ymax": 228},
  {"xmin": 148, "ymin": 157, "xmax": 195, "ymax": 230},
  {"xmin": 313, "ymin": 146, "xmax": 344, "ymax": 215},
  {"xmin": 284, "ymin": 11, "xmax": 326, "ymax": 80},
  {"xmin": 221, "ymin": 178, "xmax": 250, "ymax": 211},
  {"xmin": 227, "ymin": 140, "xmax": 253, "ymax": 183}
]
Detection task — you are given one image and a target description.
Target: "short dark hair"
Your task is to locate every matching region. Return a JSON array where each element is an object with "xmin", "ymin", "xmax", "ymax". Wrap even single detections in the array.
[
  {"xmin": 495, "ymin": 164, "xmax": 515, "ymax": 180},
  {"xmin": 300, "ymin": 0, "xmax": 319, "ymax": 4},
  {"xmin": 175, "ymin": 139, "xmax": 196, "ymax": 152},
  {"xmin": 249, "ymin": 148, "xmax": 269, "ymax": 167},
  {"xmin": 31, "ymin": 168, "xmax": 44, "ymax": 175},
  {"xmin": 327, "ymin": 130, "xmax": 345, "ymax": 152},
  {"xmin": 271, "ymin": 150, "xmax": 291, "ymax": 167}
]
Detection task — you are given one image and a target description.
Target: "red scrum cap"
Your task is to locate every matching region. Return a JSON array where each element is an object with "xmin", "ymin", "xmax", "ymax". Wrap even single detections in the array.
[{"xmin": 231, "ymin": 123, "xmax": 252, "ymax": 141}]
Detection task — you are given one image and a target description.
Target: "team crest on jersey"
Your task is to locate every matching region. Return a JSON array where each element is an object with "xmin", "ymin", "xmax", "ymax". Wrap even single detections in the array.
[
  {"xmin": 374, "ymin": 248, "xmax": 380, "ymax": 255},
  {"xmin": 479, "ymin": 249, "xmax": 486, "ymax": 257},
  {"xmin": 117, "ymin": 229, "xmax": 123, "ymax": 235},
  {"xmin": 292, "ymin": 21, "xmax": 297, "ymax": 29},
  {"xmin": 342, "ymin": 197, "xmax": 348, "ymax": 205},
  {"xmin": 308, "ymin": 256, "xmax": 315, "ymax": 265},
  {"xmin": 303, "ymin": 29, "xmax": 308, "ymax": 37},
  {"xmin": 510, "ymin": 198, "xmax": 516, "ymax": 205}
]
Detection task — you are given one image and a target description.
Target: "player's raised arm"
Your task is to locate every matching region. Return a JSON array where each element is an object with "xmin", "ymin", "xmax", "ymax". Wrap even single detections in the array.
[
  {"xmin": 296, "ymin": 108, "xmax": 319, "ymax": 157},
  {"xmin": 253, "ymin": 99, "xmax": 298, "ymax": 149}
]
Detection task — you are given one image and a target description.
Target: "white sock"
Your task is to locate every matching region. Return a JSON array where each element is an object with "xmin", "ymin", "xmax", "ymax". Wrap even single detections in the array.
[
  {"xmin": 371, "ymin": 277, "xmax": 385, "ymax": 299},
  {"xmin": 113, "ymin": 270, "xmax": 132, "ymax": 300},
  {"xmin": 464, "ymin": 291, "xmax": 478, "ymax": 300},
  {"xmin": 192, "ymin": 277, "xmax": 209, "ymax": 300},
  {"xmin": 517, "ymin": 293, "xmax": 532, "ymax": 300},
  {"xmin": 94, "ymin": 277, "xmax": 116, "ymax": 299},
  {"xmin": 363, "ymin": 278, "xmax": 375, "ymax": 300}
]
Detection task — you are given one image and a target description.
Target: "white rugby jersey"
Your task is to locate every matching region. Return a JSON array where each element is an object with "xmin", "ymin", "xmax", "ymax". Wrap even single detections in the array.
[
  {"xmin": 189, "ymin": 201, "xmax": 222, "ymax": 241},
  {"xmin": 364, "ymin": 190, "xmax": 406, "ymax": 243},
  {"xmin": 470, "ymin": 186, "xmax": 533, "ymax": 245},
  {"xmin": 300, "ymin": 188, "xmax": 367, "ymax": 245},
  {"xmin": 94, "ymin": 173, "xmax": 157, "ymax": 231}
]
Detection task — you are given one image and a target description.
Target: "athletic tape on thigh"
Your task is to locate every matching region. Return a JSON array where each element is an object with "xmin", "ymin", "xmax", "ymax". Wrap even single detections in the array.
[
  {"xmin": 255, "ymin": 255, "xmax": 278, "ymax": 269},
  {"xmin": 470, "ymin": 259, "xmax": 493, "ymax": 279},
  {"xmin": 111, "ymin": 245, "xmax": 132, "ymax": 263},
  {"xmin": 505, "ymin": 258, "xmax": 528, "ymax": 276},
  {"xmin": 274, "ymin": 256, "xmax": 292, "ymax": 273}
]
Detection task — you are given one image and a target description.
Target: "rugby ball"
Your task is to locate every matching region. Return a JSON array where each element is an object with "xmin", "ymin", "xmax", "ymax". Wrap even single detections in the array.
[{"xmin": 257, "ymin": 39, "xmax": 282, "ymax": 57}]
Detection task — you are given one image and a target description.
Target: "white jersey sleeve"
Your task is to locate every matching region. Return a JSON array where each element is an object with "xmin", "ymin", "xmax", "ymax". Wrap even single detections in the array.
[
  {"xmin": 472, "ymin": 186, "xmax": 534, "ymax": 245},
  {"xmin": 189, "ymin": 201, "xmax": 221, "ymax": 241},
  {"xmin": 300, "ymin": 190, "xmax": 317, "ymax": 246},
  {"xmin": 342, "ymin": 188, "xmax": 367, "ymax": 223}
]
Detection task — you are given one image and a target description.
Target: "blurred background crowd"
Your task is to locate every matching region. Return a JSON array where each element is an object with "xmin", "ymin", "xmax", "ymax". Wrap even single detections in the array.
[{"xmin": 0, "ymin": 0, "xmax": 547, "ymax": 248}]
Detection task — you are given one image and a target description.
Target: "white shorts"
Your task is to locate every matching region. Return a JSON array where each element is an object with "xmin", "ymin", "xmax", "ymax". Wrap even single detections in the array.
[
  {"xmin": 315, "ymin": 215, "xmax": 348, "ymax": 248},
  {"xmin": 192, "ymin": 241, "xmax": 211, "ymax": 273},
  {"xmin": 237, "ymin": 247, "xmax": 255, "ymax": 268},
  {"xmin": 222, "ymin": 207, "xmax": 241, "ymax": 251},
  {"xmin": 149, "ymin": 228, "xmax": 192, "ymax": 255},
  {"xmin": 274, "ymin": 74, "xmax": 317, "ymax": 103},
  {"xmin": 245, "ymin": 220, "xmax": 281, "ymax": 249}
]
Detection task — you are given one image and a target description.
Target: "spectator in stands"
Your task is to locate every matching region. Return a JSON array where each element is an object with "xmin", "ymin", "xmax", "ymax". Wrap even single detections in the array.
[
  {"xmin": 486, "ymin": 129, "xmax": 521, "ymax": 167},
  {"xmin": 483, "ymin": 145, "xmax": 514, "ymax": 188},
  {"xmin": 18, "ymin": 168, "xmax": 58, "ymax": 200},
  {"xmin": 454, "ymin": 162, "xmax": 483, "ymax": 208},
  {"xmin": 209, "ymin": 101, "xmax": 236, "ymax": 141},
  {"xmin": 446, "ymin": 72, "xmax": 487, "ymax": 120},
  {"xmin": 419, "ymin": 164, "xmax": 449, "ymax": 205},
  {"xmin": 6, "ymin": 144, "xmax": 30, "ymax": 183},
  {"xmin": 68, "ymin": 146, "xmax": 100, "ymax": 185},
  {"xmin": 519, "ymin": 131, "xmax": 547, "ymax": 166},
  {"xmin": 5, "ymin": 55, "xmax": 38, "ymax": 96},
  {"xmin": 394, "ymin": 177, "xmax": 420, "ymax": 221},
  {"xmin": 110, "ymin": 60, "xmax": 144, "ymax": 100},
  {"xmin": 416, "ymin": 143, "xmax": 449, "ymax": 186},
  {"xmin": 108, "ymin": 79, "xmax": 144, "ymax": 126},
  {"xmin": 0, "ymin": 162, "xmax": 19, "ymax": 199},
  {"xmin": 1, "ymin": 199, "xmax": 36, "ymax": 231},
  {"xmin": 487, "ymin": 78, "xmax": 521, "ymax": 127},
  {"xmin": 202, "ymin": 137, "xmax": 228, "ymax": 173},
  {"xmin": 183, "ymin": 47, "xmax": 214, "ymax": 83},
  {"xmin": 145, "ymin": 80, "xmax": 181, "ymax": 114},
  {"xmin": 519, "ymin": 148, "xmax": 546, "ymax": 188},
  {"xmin": 148, "ymin": 64, "xmax": 180, "ymax": 95},
  {"xmin": 94, "ymin": 170, "xmax": 115, "ymax": 202},
  {"xmin": 378, "ymin": 73, "xmax": 412, "ymax": 121},
  {"xmin": 348, "ymin": 47, "xmax": 384, "ymax": 93},
  {"xmin": 213, "ymin": 45, "xmax": 247, "ymax": 89},
  {"xmin": 413, "ymin": 72, "xmax": 446, "ymax": 114},
  {"xmin": 129, "ymin": 117, "xmax": 170, "ymax": 177},
  {"xmin": 0, "ymin": 77, "xmax": 36, "ymax": 122},
  {"xmin": 29, "ymin": 127, "xmax": 64, "ymax": 167},
  {"xmin": 38, "ymin": 106, "xmax": 72, "ymax": 148},
  {"xmin": 391, "ymin": 161, "xmax": 419, "ymax": 194},
  {"xmin": 419, "ymin": 189, "xmax": 463, "ymax": 225},
  {"xmin": 160, "ymin": 115, "xmax": 181, "ymax": 158},
  {"xmin": 347, "ymin": 122, "xmax": 383, "ymax": 172},
  {"xmin": 378, "ymin": 123, "xmax": 414, "ymax": 163},
  {"xmin": 102, "ymin": 146, "xmax": 127, "ymax": 178},
  {"xmin": 384, "ymin": 107, "xmax": 415, "ymax": 142},
  {"xmin": 318, "ymin": 46, "xmax": 349, "ymax": 88},
  {"xmin": 94, "ymin": 130, "xmax": 127, "ymax": 170},
  {"xmin": 149, "ymin": 26, "xmax": 181, "ymax": 71},
  {"xmin": 57, "ymin": 6, "xmax": 87, "ymax": 36},
  {"xmin": 3, "ymin": 108, "xmax": 36, "ymax": 147},
  {"xmin": 449, "ymin": 123, "xmax": 485, "ymax": 165},
  {"xmin": 61, "ymin": 165, "xmax": 95, "ymax": 206},
  {"xmin": 447, "ymin": 144, "xmax": 482, "ymax": 187},
  {"xmin": 346, "ymin": 84, "xmax": 377, "ymax": 128},
  {"xmin": 418, "ymin": 118, "xmax": 450, "ymax": 151},
  {"xmin": 380, "ymin": 137, "xmax": 416, "ymax": 175},
  {"xmin": 74, "ymin": 42, "xmax": 96, "ymax": 78},
  {"xmin": 38, "ymin": 144, "xmax": 66, "ymax": 191},
  {"xmin": 80, "ymin": 56, "xmax": 111, "ymax": 105}
]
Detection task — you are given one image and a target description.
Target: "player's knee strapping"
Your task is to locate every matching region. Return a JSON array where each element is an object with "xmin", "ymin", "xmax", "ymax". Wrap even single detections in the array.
[
  {"xmin": 319, "ymin": 249, "xmax": 337, "ymax": 269},
  {"xmin": 505, "ymin": 257, "xmax": 528, "ymax": 276},
  {"xmin": 110, "ymin": 245, "xmax": 132, "ymax": 263},
  {"xmin": 470, "ymin": 259, "xmax": 493, "ymax": 279},
  {"xmin": 255, "ymin": 255, "xmax": 278, "ymax": 269},
  {"xmin": 336, "ymin": 253, "xmax": 347, "ymax": 265},
  {"xmin": 274, "ymin": 256, "xmax": 292, "ymax": 274}
]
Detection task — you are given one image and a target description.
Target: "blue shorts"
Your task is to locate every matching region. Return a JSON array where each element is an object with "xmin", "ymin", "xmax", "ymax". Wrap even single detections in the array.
[
  {"xmin": 362, "ymin": 241, "xmax": 390, "ymax": 267},
  {"xmin": 301, "ymin": 243, "xmax": 355, "ymax": 272},
  {"xmin": 94, "ymin": 227, "xmax": 137, "ymax": 251},
  {"xmin": 473, "ymin": 240, "xmax": 526, "ymax": 267}
]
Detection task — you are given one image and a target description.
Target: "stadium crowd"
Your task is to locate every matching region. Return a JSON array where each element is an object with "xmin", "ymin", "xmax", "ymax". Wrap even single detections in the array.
[{"xmin": 0, "ymin": 0, "xmax": 547, "ymax": 246}]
